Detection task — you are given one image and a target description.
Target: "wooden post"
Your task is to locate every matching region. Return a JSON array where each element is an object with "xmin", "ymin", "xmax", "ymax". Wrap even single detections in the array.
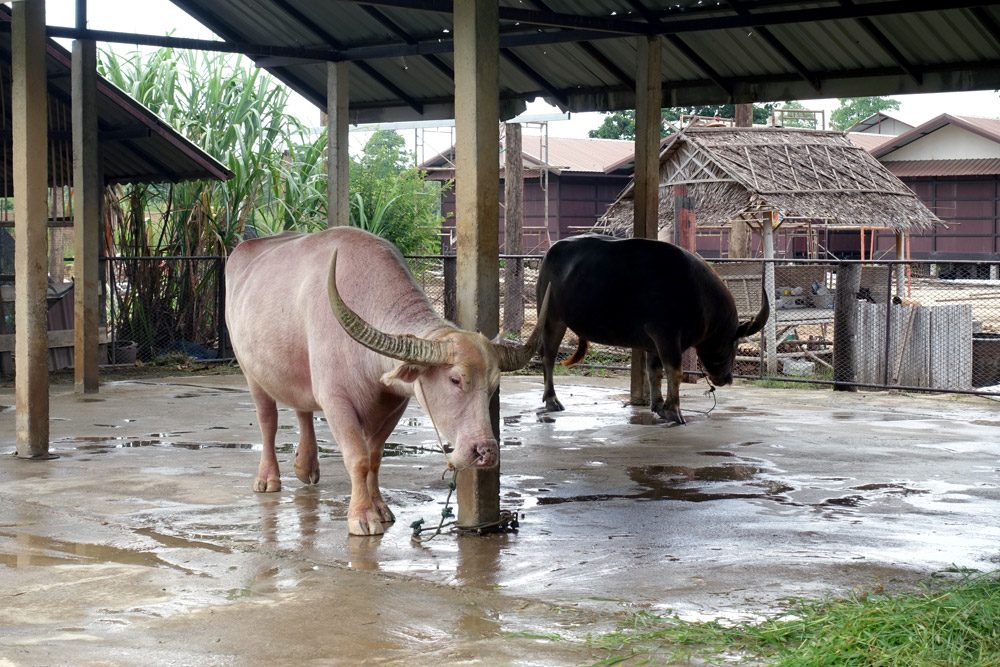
[
  {"xmin": 673, "ymin": 184, "xmax": 699, "ymax": 382},
  {"xmin": 728, "ymin": 104, "xmax": 752, "ymax": 258},
  {"xmin": 453, "ymin": 0, "xmax": 500, "ymax": 530},
  {"xmin": 894, "ymin": 231, "xmax": 906, "ymax": 299},
  {"xmin": 502, "ymin": 122, "xmax": 524, "ymax": 338},
  {"xmin": 762, "ymin": 213, "xmax": 777, "ymax": 375},
  {"xmin": 833, "ymin": 263, "xmax": 862, "ymax": 391},
  {"xmin": 630, "ymin": 35, "xmax": 661, "ymax": 406},
  {"xmin": 13, "ymin": 0, "xmax": 51, "ymax": 458},
  {"xmin": 73, "ymin": 36, "xmax": 101, "ymax": 394},
  {"xmin": 326, "ymin": 62, "xmax": 350, "ymax": 228}
]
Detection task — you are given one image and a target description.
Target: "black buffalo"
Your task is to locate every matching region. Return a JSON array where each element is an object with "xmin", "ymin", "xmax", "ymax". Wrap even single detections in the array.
[{"xmin": 536, "ymin": 234, "xmax": 769, "ymax": 424}]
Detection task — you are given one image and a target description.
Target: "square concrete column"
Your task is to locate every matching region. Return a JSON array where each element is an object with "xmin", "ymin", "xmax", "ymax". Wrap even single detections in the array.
[
  {"xmin": 73, "ymin": 37, "xmax": 101, "ymax": 394},
  {"xmin": 327, "ymin": 61, "xmax": 350, "ymax": 228},
  {"xmin": 630, "ymin": 35, "xmax": 661, "ymax": 405},
  {"xmin": 453, "ymin": 0, "xmax": 500, "ymax": 529},
  {"xmin": 13, "ymin": 0, "xmax": 51, "ymax": 458}
]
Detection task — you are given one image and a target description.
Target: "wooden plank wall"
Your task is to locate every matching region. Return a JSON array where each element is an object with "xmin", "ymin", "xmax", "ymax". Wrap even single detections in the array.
[{"xmin": 853, "ymin": 302, "xmax": 972, "ymax": 389}]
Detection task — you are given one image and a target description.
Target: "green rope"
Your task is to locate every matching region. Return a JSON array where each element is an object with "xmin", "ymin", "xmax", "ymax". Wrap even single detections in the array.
[{"xmin": 410, "ymin": 469, "xmax": 520, "ymax": 543}]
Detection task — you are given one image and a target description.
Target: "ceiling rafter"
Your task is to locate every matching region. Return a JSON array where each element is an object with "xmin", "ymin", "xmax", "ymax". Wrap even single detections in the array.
[
  {"xmin": 268, "ymin": 0, "xmax": 424, "ymax": 113},
  {"xmin": 359, "ymin": 5, "xmax": 455, "ymax": 82},
  {"xmin": 838, "ymin": 0, "xmax": 922, "ymax": 85},
  {"xmin": 500, "ymin": 48, "xmax": 569, "ymax": 108},
  {"xmin": 527, "ymin": 0, "xmax": 635, "ymax": 90},
  {"xmin": 724, "ymin": 0, "xmax": 822, "ymax": 93},
  {"xmin": 663, "ymin": 34, "xmax": 733, "ymax": 99}
]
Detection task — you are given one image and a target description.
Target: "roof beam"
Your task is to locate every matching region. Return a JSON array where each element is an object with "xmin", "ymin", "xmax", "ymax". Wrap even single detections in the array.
[
  {"xmin": 969, "ymin": 7, "xmax": 1000, "ymax": 51},
  {"xmin": 724, "ymin": 0, "xmax": 822, "ymax": 93},
  {"xmin": 526, "ymin": 0, "xmax": 635, "ymax": 91},
  {"xmin": 359, "ymin": 5, "xmax": 455, "ymax": 81},
  {"xmin": 664, "ymin": 34, "xmax": 733, "ymax": 98},
  {"xmin": 839, "ymin": 1, "xmax": 922, "ymax": 85},
  {"xmin": 500, "ymin": 48, "xmax": 568, "ymax": 108},
  {"xmin": 267, "ymin": 0, "xmax": 425, "ymax": 114}
]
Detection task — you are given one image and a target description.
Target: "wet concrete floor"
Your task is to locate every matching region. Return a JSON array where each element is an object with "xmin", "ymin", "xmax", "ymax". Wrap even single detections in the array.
[{"xmin": 1, "ymin": 374, "xmax": 999, "ymax": 665}]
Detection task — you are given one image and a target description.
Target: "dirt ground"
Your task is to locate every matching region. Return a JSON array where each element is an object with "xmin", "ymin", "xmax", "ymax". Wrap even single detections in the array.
[{"xmin": 2, "ymin": 371, "xmax": 999, "ymax": 665}]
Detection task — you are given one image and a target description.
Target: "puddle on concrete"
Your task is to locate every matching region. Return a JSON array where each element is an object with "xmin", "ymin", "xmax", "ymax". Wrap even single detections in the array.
[
  {"xmin": 0, "ymin": 531, "xmax": 193, "ymax": 572},
  {"xmin": 852, "ymin": 482, "xmax": 927, "ymax": 496},
  {"xmin": 536, "ymin": 463, "xmax": 791, "ymax": 505},
  {"xmin": 383, "ymin": 442, "xmax": 440, "ymax": 457}
]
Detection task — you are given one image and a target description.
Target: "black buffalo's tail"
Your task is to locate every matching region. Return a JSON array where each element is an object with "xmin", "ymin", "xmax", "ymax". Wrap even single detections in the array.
[{"xmin": 561, "ymin": 338, "xmax": 589, "ymax": 366}]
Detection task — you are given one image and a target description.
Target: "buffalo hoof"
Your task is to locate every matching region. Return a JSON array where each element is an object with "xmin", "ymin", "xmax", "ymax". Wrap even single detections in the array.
[
  {"xmin": 348, "ymin": 508, "xmax": 386, "ymax": 536},
  {"xmin": 655, "ymin": 407, "xmax": 685, "ymax": 425},
  {"xmin": 294, "ymin": 459, "xmax": 320, "ymax": 485},
  {"xmin": 252, "ymin": 477, "xmax": 281, "ymax": 493},
  {"xmin": 374, "ymin": 499, "xmax": 396, "ymax": 524},
  {"xmin": 542, "ymin": 397, "xmax": 565, "ymax": 412}
]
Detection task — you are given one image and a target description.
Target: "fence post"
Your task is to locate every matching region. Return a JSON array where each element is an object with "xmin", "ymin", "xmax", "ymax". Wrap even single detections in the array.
[
  {"xmin": 216, "ymin": 256, "xmax": 230, "ymax": 359},
  {"xmin": 882, "ymin": 263, "xmax": 894, "ymax": 386},
  {"xmin": 833, "ymin": 262, "xmax": 861, "ymax": 391},
  {"xmin": 443, "ymin": 255, "xmax": 457, "ymax": 323}
]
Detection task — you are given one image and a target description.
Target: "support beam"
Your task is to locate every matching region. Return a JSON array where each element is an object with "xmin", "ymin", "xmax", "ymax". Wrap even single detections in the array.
[
  {"xmin": 503, "ymin": 122, "xmax": 524, "ymax": 338},
  {"xmin": 13, "ymin": 0, "xmax": 51, "ymax": 458},
  {"xmin": 894, "ymin": 231, "xmax": 906, "ymax": 299},
  {"xmin": 327, "ymin": 62, "xmax": 350, "ymax": 228},
  {"xmin": 453, "ymin": 0, "xmax": 500, "ymax": 530},
  {"xmin": 762, "ymin": 214, "xmax": 777, "ymax": 376},
  {"xmin": 72, "ymin": 37, "xmax": 101, "ymax": 394},
  {"xmin": 630, "ymin": 34, "xmax": 661, "ymax": 406}
]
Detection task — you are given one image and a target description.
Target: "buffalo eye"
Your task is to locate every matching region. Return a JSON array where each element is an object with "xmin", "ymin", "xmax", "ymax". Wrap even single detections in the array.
[{"xmin": 449, "ymin": 375, "xmax": 462, "ymax": 387}]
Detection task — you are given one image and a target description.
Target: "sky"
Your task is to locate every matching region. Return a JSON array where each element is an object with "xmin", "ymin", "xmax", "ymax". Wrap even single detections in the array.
[{"xmin": 41, "ymin": 0, "xmax": 1000, "ymax": 157}]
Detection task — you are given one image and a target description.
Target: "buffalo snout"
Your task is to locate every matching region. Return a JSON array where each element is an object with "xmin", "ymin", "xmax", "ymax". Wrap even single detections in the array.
[{"xmin": 449, "ymin": 437, "xmax": 498, "ymax": 469}]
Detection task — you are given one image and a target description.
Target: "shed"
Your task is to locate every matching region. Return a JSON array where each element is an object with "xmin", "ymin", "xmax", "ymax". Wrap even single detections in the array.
[{"xmin": 596, "ymin": 126, "xmax": 940, "ymax": 259}]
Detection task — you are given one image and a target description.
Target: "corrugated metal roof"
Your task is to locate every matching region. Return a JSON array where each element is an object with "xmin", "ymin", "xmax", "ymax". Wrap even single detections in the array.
[
  {"xmin": 885, "ymin": 158, "xmax": 1000, "ymax": 177},
  {"xmin": 0, "ymin": 6, "xmax": 231, "ymax": 188},
  {"xmin": 421, "ymin": 135, "xmax": 635, "ymax": 174},
  {"xmin": 847, "ymin": 132, "xmax": 897, "ymax": 152},
  {"xmin": 167, "ymin": 1, "xmax": 1000, "ymax": 124},
  {"xmin": 522, "ymin": 135, "xmax": 634, "ymax": 173}
]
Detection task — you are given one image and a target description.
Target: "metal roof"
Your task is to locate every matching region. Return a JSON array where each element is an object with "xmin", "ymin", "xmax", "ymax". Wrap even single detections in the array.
[
  {"xmin": 884, "ymin": 158, "xmax": 1000, "ymax": 178},
  {"xmin": 168, "ymin": 0, "xmax": 1000, "ymax": 124},
  {"xmin": 0, "ymin": 6, "xmax": 231, "ymax": 189},
  {"xmin": 422, "ymin": 134, "xmax": 635, "ymax": 174}
]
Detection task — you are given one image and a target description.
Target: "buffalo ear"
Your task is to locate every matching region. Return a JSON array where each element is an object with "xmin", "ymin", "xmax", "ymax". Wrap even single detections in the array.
[{"xmin": 381, "ymin": 362, "xmax": 427, "ymax": 387}]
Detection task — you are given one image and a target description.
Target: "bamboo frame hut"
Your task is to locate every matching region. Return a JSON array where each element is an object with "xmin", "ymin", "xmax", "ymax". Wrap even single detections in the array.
[
  {"xmin": 595, "ymin": 126, "xmax": 942, "ymax": 375},
  {"xmin": 596, "ymin": 126, "xmax": 940, "ymax": 247}
]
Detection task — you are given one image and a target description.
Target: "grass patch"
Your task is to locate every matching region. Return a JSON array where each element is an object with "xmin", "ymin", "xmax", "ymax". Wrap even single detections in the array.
[{"xmin": 587, "ymin": 571, "xmax": 1000, "ymax": 666}]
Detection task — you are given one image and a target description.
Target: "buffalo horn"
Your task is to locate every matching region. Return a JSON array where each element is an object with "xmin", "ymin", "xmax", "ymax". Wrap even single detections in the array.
[
  {"xmin": 327, "ymin": 250, "xmax": 452, "ymax": 366},
  {"xmin": 493, "ymin": 286, "xmax": 551, "ymax": 372},
  {"xmin": 735, "ymin": 288, "xmax": 770, "ymax": 339}
]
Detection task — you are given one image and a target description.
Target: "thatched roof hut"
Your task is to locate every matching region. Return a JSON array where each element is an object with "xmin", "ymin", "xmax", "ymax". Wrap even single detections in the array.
[{"xmin": 596, "ymin": 127, "xmax": 940, "ymax": 238}]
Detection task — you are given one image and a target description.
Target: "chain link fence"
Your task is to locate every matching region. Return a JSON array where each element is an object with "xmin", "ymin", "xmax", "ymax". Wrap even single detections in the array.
[
  {"xmin": 6, "ymin": 252, "xmax": 997, "ymax": 397},
  {"xmin": 406, "ymin": 255, "xmax": 1000, "ymax": 397}
]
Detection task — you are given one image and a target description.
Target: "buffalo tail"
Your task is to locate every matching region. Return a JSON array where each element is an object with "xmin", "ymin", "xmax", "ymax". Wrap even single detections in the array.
[{"xmin": 561, "ymin": 338, "xmax": 589, "ymax": 366}]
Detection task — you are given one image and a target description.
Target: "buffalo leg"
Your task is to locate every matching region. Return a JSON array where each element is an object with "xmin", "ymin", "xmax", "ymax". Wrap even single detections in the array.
[
  {"xmin": 364, "ymin": 401, "xmax": 408, "ymax": 525},
  {"xmin": 293, "ymin": 410, "xmax": 320, "ymax": 485},
  {"xmin": 648, "ymin": 332, "xmax": 685, "ymax": 424},
  {"xmin": 540, "ymin": 320, "xmax": 567, "ymax": 412},
  {"xmin": 249, "ymin": 381, "xmax": 282, "ymax": 493},
  {"xmin": 323, "ymin": 399, "xmax": 386, "ymax": 536},
  {"xmin": 645, "ymin": 353, "xmax": 666, "ymax": 416}
]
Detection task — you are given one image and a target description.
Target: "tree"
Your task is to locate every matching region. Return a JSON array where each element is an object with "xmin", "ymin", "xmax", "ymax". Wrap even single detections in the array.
[
  {"xmin": 830, "ymin": 96, "xmax": 901, "ymax": 131},
  {"xmin": 588, "ymin": 103, "xmax": 779, "ymax": 140},
  {"xmin": 348, "ymin": 130, "xmax": 445, "ymax": 256}
]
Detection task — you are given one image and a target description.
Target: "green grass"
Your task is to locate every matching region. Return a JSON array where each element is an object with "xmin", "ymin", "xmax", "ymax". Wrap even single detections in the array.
[{"xmin": 586, "ymin": 571, "xmax": 1000, "ymax": 666}]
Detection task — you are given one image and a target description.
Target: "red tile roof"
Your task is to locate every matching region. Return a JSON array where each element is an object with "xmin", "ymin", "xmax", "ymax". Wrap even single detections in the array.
[{"xmin": 885, "ymin": 158, "xmax": 1000, "ymax": 178}]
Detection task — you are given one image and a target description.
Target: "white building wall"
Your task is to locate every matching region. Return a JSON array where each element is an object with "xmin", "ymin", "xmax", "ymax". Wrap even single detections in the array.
[{"xmin": 881, "ymin": 124, "xmax": 1000, "ymax": 161}]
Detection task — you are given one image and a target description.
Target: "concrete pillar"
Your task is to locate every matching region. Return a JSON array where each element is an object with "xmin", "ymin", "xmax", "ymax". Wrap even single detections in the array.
[
  {"xmin": 326, "ymin": 62, "xmax": 350, "ymax": 228},
  {"xmin": 453, "ymin": 0, "xmax": 500, "ymax": 530},
  {"xmin": 673, "ymin": 184, "xmax": 698, "ymax": 382},
  {"xmin": 13, "ymin": 0, "xmax": 51, "ymax": 458},
  {"xmin": 73, "ymin": 37, "xmax": 101, "ymax": 394},
  {"xmin": 762, "ymin": 214, "xmax": 777, "ymax": 375},
  {"xmin": 630, "ymin": 35, "xmax": 661, "ymax": 406}
]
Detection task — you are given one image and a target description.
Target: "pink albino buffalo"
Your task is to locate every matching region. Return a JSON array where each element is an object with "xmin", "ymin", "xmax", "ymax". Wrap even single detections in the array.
[{"xmin": 225, "ymin": 227, "xmax": 547, "ymax": 535}]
